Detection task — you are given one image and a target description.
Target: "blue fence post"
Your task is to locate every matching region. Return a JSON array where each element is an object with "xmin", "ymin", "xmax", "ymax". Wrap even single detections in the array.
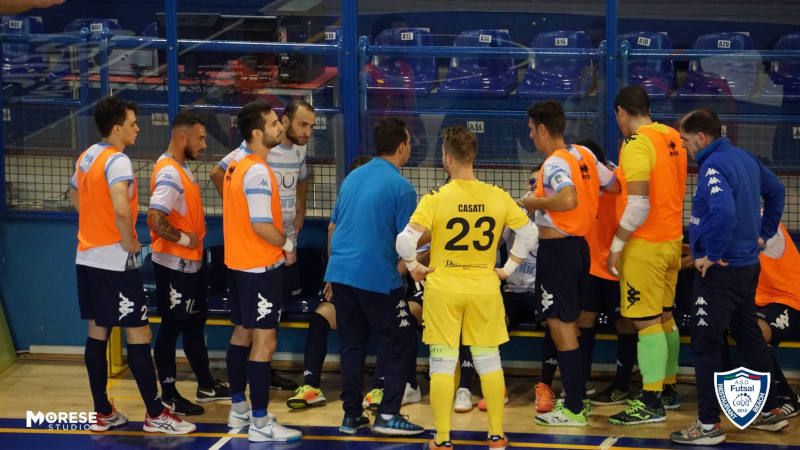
[
  {"xmin": 0, "ymin": 39, "xmax": 5, "ymax": 214},
  {"xmin": 97, "ymin": 29, "xmax": 110, "ymax": 97},
  {"xmin": 78, "ymin": 27, "xmax": 90, "ymax": 151},
  {"xmin": 605, "ymin": 0, "xmax": 619, "ymax": 163},
  {"xmin": 340, "ymin": 0, "xmax": 359, "ymax": 184},
  {"xmin": 165, "ymin": 0, "xmax": 179, "ymax": 122}
]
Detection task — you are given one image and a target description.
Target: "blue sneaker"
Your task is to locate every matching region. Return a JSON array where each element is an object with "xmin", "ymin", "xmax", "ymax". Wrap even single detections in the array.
[
  {"xmin": 339, "ymin": 414, "xmax": 370, "ymax": 435},
  {"xmin": 371, "ymin": 414, "xmax": 424, "ymax": 436}
]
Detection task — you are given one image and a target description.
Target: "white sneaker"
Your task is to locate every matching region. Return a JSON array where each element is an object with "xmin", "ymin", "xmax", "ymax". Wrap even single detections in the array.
[
  {"xmin": 454, "ymin": 387, "xmax": 473, "ymax": 413},
  {"xmin": 402, "ymin": 382, "xmax": 422, "ymax": 405},
  {"xmin": 90, "ymin": 405, "xmax": 128, "ymax": 432},
  {"xmin": 248, "ymin": 414, "xmax": 302, "ymax": 442},
  {"xmin": 142, "ymin": 408, "xmax": 196, "ymax": 435},
  {"xmin": 227, "ymin": 406, "xmax": 251, "ymax": 428}
]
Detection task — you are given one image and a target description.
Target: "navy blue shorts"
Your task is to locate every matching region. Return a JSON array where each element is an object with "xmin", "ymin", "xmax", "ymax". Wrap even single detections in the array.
[
  {"xmin": 757, "ymin": 303, "xmax": 800, "ymax": 344},
  {"xmin": 153, "ymin": 262, "xmax": 207, "ymax": 321},
  {"xmin": 77, "ymin": 264, "xmax": 149, "ymax": 328},
  {"xmin": 582, "ymin": 275, "xmax": 620, "ymax": 316},
  {"xmin": 229, "ymin": 266, "xmax": 284, "ymax": 330},
  {"xmin": 534, "ymin": 236, "xmax": 590, "ymax": 323}
]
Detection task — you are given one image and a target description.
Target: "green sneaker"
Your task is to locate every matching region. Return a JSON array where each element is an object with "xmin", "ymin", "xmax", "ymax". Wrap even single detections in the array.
[
  {"xmin": 609, "ymin": 399, "xmax": 666, "ymax": 425},
  {"xmin": 555, "ymin": 398, "xmax": 592, "ymax": 417},
  {"xmin": 534, "ymin": 401, "xmax": 588, "ymax": 427},
  {"xmin": 362, "ymin": 388, "xmax": 383, "ymax": 411}
]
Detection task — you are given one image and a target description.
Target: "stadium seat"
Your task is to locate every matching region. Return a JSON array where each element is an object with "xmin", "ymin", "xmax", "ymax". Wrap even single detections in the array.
[
  {"xmin": 1, "ymin": 16, "xmax": 47, "ymax": 80},
  {"xmin": 618, "ymin": 31, "xmax": 674, "ymax": 100},
  {"xmin": 438, "ymin": 29, "xmax": 518, "ymax": 98},
  {"xmin": 676, "ymin": 32, "xmax": 759, "ymax": 102},
  {"xmin": 769, "ymin": 33, "xmax": 800, "ymax": 103},
  {"xmin": 366, "ymin": 27, "xmax": 437, "ymax": 96},
  {"xmin": 517, "ymin": 31, "xmax": 593, "ymax": 99},
  {"xmin": 436, "ymin": 116, "xmax": 526, "ymax": 164}
]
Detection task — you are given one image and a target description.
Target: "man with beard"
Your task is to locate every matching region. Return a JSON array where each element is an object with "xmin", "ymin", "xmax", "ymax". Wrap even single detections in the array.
[
  {"xmin": 148, "ymin": 110, "xmax": 230, "ymax": 416},
  {"xmin": 222, "ymin": 101, "xmax": 301, "ymax": 442},
  {"xmin": 209, "ymin": 100, "xmax": 313, "ymax": 392}
]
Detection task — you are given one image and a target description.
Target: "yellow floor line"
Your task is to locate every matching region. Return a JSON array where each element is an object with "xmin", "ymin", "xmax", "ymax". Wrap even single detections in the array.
[{"xmin": 0, "ymin": 427, "xmax": 671, "ymax": 449}]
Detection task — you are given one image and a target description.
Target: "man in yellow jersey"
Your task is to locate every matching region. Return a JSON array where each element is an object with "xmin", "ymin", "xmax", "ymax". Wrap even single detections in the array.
[
  {"xmin": 396, "ymin": 126, "xmax": 538, "ymax": 449},
  {"xmin": 520, "ymin": 100, "xmax": 619, "ymax": 427},
  {"xmin": 605, "ymin": 86, "xmax": 687, "ymax": 425}
]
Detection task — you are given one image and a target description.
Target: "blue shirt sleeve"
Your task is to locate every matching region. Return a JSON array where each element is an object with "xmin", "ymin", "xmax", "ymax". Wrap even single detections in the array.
[
  {"xmin": 759, "ymin": 161, "xmax": 785, "ymax": 242},
  {"xmin": 700, "ymin": 163, "xmax": 736, "ymax": 262},
  {"xmin": 395, "ymin": 185, "xmax": 417, "ymax": 233}
]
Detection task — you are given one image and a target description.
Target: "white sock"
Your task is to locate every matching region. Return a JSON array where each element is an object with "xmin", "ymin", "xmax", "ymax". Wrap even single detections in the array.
[
  {"xmin": 701, "ymin": 423, "xmax": 716, "ymax": 431},
  {"xmin": 232, "ymin": 401, "xmax": 249, "ymax": 414},
  {"xmin": 380, "ymin": 414, "xmax": 394, "ymax": 420}
]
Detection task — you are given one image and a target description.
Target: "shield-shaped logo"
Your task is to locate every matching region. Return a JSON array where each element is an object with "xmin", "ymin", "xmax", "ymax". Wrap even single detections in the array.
[{"xmin": 714, "ymin": 367, "xmax": 770, "ymax": 429}]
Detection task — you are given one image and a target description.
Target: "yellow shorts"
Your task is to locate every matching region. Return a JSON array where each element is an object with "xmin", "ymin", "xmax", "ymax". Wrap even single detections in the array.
[
  {"xmin": 421, "ymin": 277, "xmax": 509, "ymax": 348},
  {"xmin": 619, "ymin": 237, "xmax": 682, "ymax": 319}
]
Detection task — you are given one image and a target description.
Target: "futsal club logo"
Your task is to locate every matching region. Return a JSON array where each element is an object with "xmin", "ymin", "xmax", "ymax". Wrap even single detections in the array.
[{"xmin": 714, "ymin": 367, "xmax": 770, "ymax": 429}]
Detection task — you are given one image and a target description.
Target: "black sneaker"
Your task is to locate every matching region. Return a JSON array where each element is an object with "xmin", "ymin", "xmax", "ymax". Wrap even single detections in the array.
[
  {"xmin": 162, "ymin": 393, "xmax": 204, "ymax": 416},
  {"xmin": 371, "ymin": 414, "xmax": 425, "ymax": 436},
  {"xmin": 270, "ymin": 369, "xmax": 298, "ymax": 390},
  {"xmin": 662, "ymin": 384, "xmax": 681, "ymax": 410},
  {"xmin": 608, "ymin": 399, "xmax": 666, "ymax": 425},
  {"xmin": 339, "ymin": 414, "xmax": 370, "ymax": 435},
  {"xmin": 591, "ymin": 386, "xmax": 630, "ymax": 406},
  {"xmin": 196, "ymin": 379, "xmax": 232, "ymax": 403},
  {"xmin": 780, "ymin": 394, "xmax": 800, "ymax": 419}
]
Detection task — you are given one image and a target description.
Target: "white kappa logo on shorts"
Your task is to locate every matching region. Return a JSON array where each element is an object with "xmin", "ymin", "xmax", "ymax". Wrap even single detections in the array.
[
  {"xmin": 771, "ymin": 309, "xmax": 790, "ymax": 330},
  {"xmin": 168, "ymin": 284, "xmax": 182, "ymax": 310},
  {"xmin": 256, "ymin": 293, "xmax": 273, "ymax": 322},
  {"xmin": 118, "ymin": 293, "xmax": 134, "ymax": 320},
  {"xmin": 540, "ymin": 286, "xmax": 554, "ymax": 311}
]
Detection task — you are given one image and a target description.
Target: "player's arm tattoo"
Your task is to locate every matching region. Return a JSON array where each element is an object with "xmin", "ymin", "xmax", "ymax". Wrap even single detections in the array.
[{"xmin": 147, "ymin": 209, "xmax": 181, "ymax": 242}]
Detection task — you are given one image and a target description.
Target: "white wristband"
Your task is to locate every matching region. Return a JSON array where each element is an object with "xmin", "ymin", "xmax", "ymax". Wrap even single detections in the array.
[
  {"xmin": 502, "ymin": 258, "xmax": 520, "ymax": 277},
  {"xmin": 610, "ymin": 236, "xmax": 626, "ymax": 253},
  {"xmin": 404, "ymin": 259, "xmax": 419, "ymax": 272},
  {"xmin": 177, "ymin": 232, "xmax": 190, "ymax": 247},
  {"xmin": 282, "ymin": 238, "xmax": 295, "ymax": 253}
]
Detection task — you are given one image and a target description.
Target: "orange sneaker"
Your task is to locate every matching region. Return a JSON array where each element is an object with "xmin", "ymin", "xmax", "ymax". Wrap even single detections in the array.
[
  {"xmin": 425, "ymin": 438, "xmax": 453, "ymax": 448},
  {"xmin": 535, "ymin": 382, "xmax": 554, "ymax": 413},
  {"xmin": 488, "ymin": 434, "xmax": 509, "ymax": 449},
  {"xmin": 477, "ymin": 388, "xmax": 509, "ymax": 411}
]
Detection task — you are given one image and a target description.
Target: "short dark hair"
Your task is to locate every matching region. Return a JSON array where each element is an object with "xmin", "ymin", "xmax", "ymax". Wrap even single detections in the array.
[
  {"xmin": 576, "ymin": 139, "xmax": 606, "ymax": 165},
  {"xmin": 349, "ymin": 155, "xmax": 373, "ymax": 171},
  {"xmin": 527, "ymin": 100, "xmax": 565, "ymax": 137},
  {"xmin": 614, "ymin": 85, "xmax": 650, "ymax": 117},
  {"xmin": 284, "ymin": 99, "xmax": 314, "ymax": 121},
  {"xmin": 373, "ymin": 118, "xmax": 408, "ymax": 156},
  {"xmin": 238, "ymin": 101, "xmax": 273, "ymax": 142},
  {"xmin": 442, "ymin": 125, "xmax": 477, "ymax": 162},
  {"xmin": 171, "ymin": 109, "xmax": 204, "ymax": 130},
  {"xmin": 679, "ymin": 108, "xmax": 722, "ymax": 140},
  {"xmin": 94, "ymin": 96, "xmax": 138, "ymax": 137}
]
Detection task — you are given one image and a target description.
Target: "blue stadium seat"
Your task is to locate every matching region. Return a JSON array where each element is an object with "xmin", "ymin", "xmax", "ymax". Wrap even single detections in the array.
[
  {"xmin": 618, "ymin": 32, "xmax": 674, "ymax": 100},
  {"xmin": 366, "ymin": 27, "xmax": 437, "ymax": 96},
  {"xmin": 677, "ymin": 32, "xmax": 759, "ymax": 101},
  {"xmin": 1, "ymin": 16, "xmax": 47, "ymax": 80},
  {"xmin": 436, "ymin": 116, "xmax": 526, "ymax": 164},
  {"xmin": 517, "ymin": 31, "xmax": 593, "ymax": 100},
  {"xmin": 770, "ymin": 33, "xmax": 800, "ymax": 103},
  {"xmin": 438, "ymin": 29, "xmax": 517, "ymax": 98}
]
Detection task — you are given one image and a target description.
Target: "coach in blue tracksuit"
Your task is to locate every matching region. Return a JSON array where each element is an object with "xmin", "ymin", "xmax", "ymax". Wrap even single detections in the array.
[{"xmin": 670, "ymin": 109, "xmax": 787, "ymax": 446}]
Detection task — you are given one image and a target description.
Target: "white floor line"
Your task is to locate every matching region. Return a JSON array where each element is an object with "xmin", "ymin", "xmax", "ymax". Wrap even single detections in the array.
[
  {"xmin": 599, "ymin": 435, "xmax": 620, "ymax": 449},
  {"xmin": 208, "ymin": 426, "xmax": 243, "ymax": 450}
]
